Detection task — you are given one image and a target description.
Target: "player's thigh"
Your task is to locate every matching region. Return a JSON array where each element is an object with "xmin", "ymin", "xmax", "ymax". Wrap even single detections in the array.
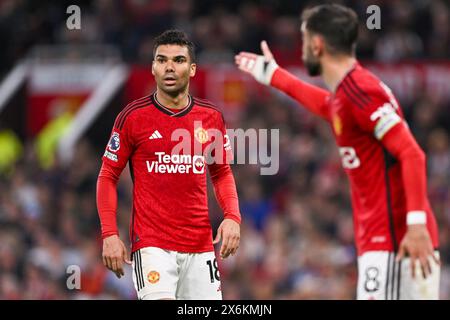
[
  {"xmin": 357, "ymin": 251, "xmax": 401, "ymax": 300},
  {"xmin": 398, "ymin": 251, "xmax": 440, "ymax": 300},
  {"xmin": 176, "ymin": 251, "xmax": 222, "ymax": 300},
  {"xmin": 132, "ymin": 247, "xmax": 178, "ymax": 300}
]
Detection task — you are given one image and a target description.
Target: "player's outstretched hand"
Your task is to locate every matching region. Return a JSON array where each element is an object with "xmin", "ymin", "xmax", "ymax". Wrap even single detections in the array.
[
  {"xmin": 396, "ymin": 224, "xmax": 440, "ymax": 279},
  {"xmin": 102, "ymin": 235, "xmax": 132, "ymax": 279},
  {"xmin": 213, "ymin": 218, "xmax": 240, "ymax": 259},
  {"xmin": 234, "ymin": 40, "xmax": 279, "ymax": 85}
]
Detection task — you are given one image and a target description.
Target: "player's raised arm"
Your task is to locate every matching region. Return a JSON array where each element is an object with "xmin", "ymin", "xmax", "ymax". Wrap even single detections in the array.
[{"xmin": 235, "ymin": 41, "xmax": 330, "ymax": 120}]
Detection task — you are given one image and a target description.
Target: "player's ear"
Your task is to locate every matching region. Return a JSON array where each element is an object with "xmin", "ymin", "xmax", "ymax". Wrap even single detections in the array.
[
  {"xmin": 151, "ymin": 61, "xmax": 155, "ymax": 76},
  {"xmin": 311, "ymin": 35, "xmax": 324, "ymax": 57},
  {"xmin": 189, "ymin": 63, "xmax": 196, "ymax": 78}
]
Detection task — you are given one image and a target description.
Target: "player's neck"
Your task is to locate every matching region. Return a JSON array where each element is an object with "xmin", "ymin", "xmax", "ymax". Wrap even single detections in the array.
[
  {"xmin": 322, "ymin": 55, "xmax": 357, "ymax": 93},
  {"xmin": 155, "ymin": 88, "xmax": 190, "ymax": 110}
]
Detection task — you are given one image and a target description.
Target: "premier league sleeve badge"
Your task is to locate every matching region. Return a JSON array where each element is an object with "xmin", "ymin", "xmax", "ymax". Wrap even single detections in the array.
[{"xmin": 107, "ymin": 132, "xmax": 120, "ymax": 152}]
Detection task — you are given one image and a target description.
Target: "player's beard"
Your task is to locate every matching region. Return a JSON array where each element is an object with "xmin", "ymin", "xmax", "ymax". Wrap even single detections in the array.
[{"xmin": 304, "ymin": 47, "xmax": 322, "ymax": 76}]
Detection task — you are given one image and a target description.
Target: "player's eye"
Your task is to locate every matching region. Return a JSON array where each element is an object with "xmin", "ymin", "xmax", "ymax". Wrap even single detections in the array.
[
  {"xmin": 174, "ymin": 57, "xmax": 186, "ymax": 63},
  {"xmin": 156, "ymin": 57, "xmax": 166, "ymax": 63}
]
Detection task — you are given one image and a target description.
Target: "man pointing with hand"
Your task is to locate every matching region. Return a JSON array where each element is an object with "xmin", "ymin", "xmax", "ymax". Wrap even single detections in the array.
[{"xmin": 236, "ymin": 4, "xmax": 440, "ymax": 300}]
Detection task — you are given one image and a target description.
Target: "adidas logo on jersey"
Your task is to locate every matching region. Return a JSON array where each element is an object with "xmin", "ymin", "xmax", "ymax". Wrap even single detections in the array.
[{"xmin": 149, "ymin": 130, "xmax": 163, "ymax": 139}]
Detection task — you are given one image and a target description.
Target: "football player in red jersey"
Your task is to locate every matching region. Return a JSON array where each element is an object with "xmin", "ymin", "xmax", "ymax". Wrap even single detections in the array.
[
  {"xmin": 97, "ymin": 30, "xmax": 241, "ymax": 300},
  {"xmin": 236, "ymin": 4, "xmax": 440, "ymax": 300}
]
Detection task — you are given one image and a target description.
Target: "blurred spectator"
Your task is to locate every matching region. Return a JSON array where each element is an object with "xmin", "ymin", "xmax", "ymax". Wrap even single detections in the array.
[{"xmin": 0, "ymin": 125, "xmax": 23, "ymax": 175}]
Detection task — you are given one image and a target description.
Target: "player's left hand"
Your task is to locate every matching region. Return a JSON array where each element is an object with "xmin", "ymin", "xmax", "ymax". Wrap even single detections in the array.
[
  {"xmin": 213, "ymin": 218, "xmax": 240, "ymax": 259},
  {"xmin": 235, "ymin": 40, "xmax": 279, "ymax": 86},
  {"xmin": 396, "ymin": 224, "xmax": 440, "ymax": 279}
]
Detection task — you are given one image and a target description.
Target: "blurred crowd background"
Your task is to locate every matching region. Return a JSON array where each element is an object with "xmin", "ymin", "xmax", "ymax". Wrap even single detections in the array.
[{"xmin": 0, "ymin": 0, "xmax": 450, "ymax": 299}]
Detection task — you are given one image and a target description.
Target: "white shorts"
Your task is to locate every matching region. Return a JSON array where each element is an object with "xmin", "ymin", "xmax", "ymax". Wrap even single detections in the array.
[
  {"xmin": 131, "ymin": 247, "xmax": 222, "ymax": 300},
  {"xmin": 357, "ymin": 251, "xmax": 440, "ymax": 300}
]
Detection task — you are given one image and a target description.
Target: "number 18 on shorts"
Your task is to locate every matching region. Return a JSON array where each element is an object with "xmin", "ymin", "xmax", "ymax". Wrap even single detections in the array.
[{"xmin": 132, "ymin": 247, "xmax": 222, "ymax": 300}]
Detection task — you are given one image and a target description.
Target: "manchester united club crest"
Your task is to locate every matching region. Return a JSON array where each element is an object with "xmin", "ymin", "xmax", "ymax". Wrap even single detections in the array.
[
  {"xmin": 194, "ymin": 127, "xmax": 209, "ymax": 144},
  {"xmin": 147, "ymin": 271, "xmax": 160, "ymax": 284}
]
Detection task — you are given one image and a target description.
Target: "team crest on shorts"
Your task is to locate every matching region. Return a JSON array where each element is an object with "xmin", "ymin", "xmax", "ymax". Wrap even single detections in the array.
[
  {"xmin": 147, "ymin": 271, "xmax": 160, "ymax": 284},
  {"xmin": 194, "ymin": 127, "xmax": 209, "ymax": 144},
  {"xmin": 108, "ymin": 132, "xmax": 120, "ymax": 152}
]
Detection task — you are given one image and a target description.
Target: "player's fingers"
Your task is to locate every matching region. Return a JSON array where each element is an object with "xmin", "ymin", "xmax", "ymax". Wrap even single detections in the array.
[
  {"xmin": 111, "ymin": 258, "xmax": 118, "ymax": 273},
  {"xmin": 396, "ymin": 244, "xmax": 405, "ymax": 262},
  {"xmin": 236, "ymin": 53, "xmax": 259, "ymax": 68},
  {"xmin": 260, "ymin": 40, "xmax": 274, "ymax": 61},
  {"xmin": 116, "ymin": 256, "xmax": 125, "ymax": 277},
  {"xmin": 431, "ymin": 252, "xmax": 440, "ymax": 266},
  {"xmin": 225, "ymin": 238, "xmax": 235, "ymax": 257},
  {"xmin": 102, "ymin": 255, "xmax": 108, "ymax": 268},
  {"xmin": 104, "ymin": 256, "xmax": 113, "ymax": 270},
  {"xmin": 236, "ymin": 57, "xmax": 257, "ymax": 73},
  {"xmin": 236, "ymin": 52, "xmax": 259, "ymax": 61},
  {"xmin": 420, "ymin": 255, "xmax": 431, "ymax": 278},
  {"xmin": 213, "ymin": 227, "xmax": 222, "ymax": 244},
  {"xmin": 225, "ymin": 232, "xmax": 239, "ymax": 257},
  {"xmin": 113, "ymin": 259, "xmax": 124, "ymax": 279},
  {"xmin": 231, "ymin": 233, "xmax": 240, "ymax": 253},
  {"xmin": 410, "ymin": 256, "xmax": 417, "ymax": 279},
  {"xmin": 111, "ymin": 257, "xmax": 117, "ymax": 271},
  {"xmin": 122, "ymin": 244, "xmax": 132, "ymax": 265},
  {"xmin": 107, "ymin": 257, "xmax": 121, "ymax": 278},
  {"xmin": 221, "ymin": 242, "xmax": 230, "ymax": 259},
  {"xmin": 230, "ymin": 238, "xmax": 239, "ymax": 256},
  {"xmin": 220, "ymin": 232, "xmax": 231, "ymax": 258}
]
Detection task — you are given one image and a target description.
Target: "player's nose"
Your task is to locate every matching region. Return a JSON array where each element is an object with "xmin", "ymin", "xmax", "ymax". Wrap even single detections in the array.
[{"xmin": 165, "ymin": 60, "xmax": 175, "ymax": 72}]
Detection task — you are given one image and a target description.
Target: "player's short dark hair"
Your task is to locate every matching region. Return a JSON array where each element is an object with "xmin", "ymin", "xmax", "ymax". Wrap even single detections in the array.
[
  {"xmin": 153, "ymin": 29, "xmax": 196, "ymax": 63},
  {"xmin": 301, "ymin": 4, "xmax": 358, "ymax": 55}
]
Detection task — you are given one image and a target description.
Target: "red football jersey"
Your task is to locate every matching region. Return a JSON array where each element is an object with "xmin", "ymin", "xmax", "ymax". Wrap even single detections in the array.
[
  {"xmin": 272, "ymin": 62, "xmax": 439, "ymax": 255},
  {"xmin": 330, "ymin": 64, "xmax": 438, "ymax": 254},
  {"xmin": 101, "ymin": 93, "xmax": 234, "ymax": 253}
]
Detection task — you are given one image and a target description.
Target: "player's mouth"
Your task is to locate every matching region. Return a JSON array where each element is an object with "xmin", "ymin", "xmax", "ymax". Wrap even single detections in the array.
[{"xmin": 163, "ymin": 75, "xmax": 177, "ymax": 86}]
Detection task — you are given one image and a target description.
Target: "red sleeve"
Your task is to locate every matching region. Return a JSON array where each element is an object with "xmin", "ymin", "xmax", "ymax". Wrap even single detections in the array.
[
  {"xmin": 97, "ymin": 163, "xmax": 122, "ymax": 238},
  {"xmin": 208, "ymin": 163, "xmax": 241, "ymax": 224},
  {"xmin": 206, "ymin": 112, "xmax": 240, "ymax": 224},
  {"xmin": 381, "ymin": 122, "xmax": 429, "ymax": 213},
  {"xmin": 270, "ymin": 67, "xmax": 331, "ymax": 120},
  {"xmin": 350, "ymin": 81, "xmax": 403, "ymax": 139},
  {"xmin": 349, "ymin": 80, "xmax": 427, "ymax": 213},
  {"xmin": 96, "ymin": 112, "xmax": 135, "ymax": 239}
]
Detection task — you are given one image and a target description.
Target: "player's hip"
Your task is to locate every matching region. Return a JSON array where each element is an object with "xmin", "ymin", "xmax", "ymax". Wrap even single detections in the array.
[
  {"xmin": 130, "ymin": 217, "xmax": 213, "ymax": 252},
  {"xmin": 355, "ymin": 212, "xmax": 439, "ymax": 255},
  {"xmin": 131, "ymin": 238, "xmax": 214, "ymax": 254}
]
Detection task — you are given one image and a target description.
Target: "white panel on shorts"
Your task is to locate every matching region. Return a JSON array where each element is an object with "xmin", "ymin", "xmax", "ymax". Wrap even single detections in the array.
[
  {"xmin": 132, "ymin": 247, "xmax": 222, "ymax": 300},
  {"xmin": 357, "ymin": 251, "xmax": 440, "ymax": 300}
]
